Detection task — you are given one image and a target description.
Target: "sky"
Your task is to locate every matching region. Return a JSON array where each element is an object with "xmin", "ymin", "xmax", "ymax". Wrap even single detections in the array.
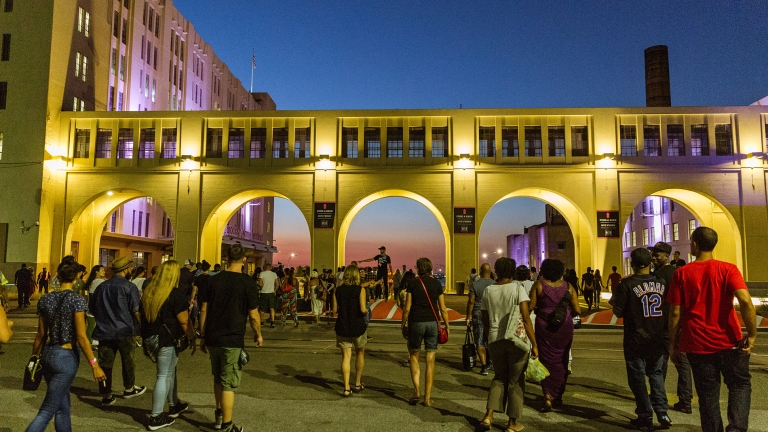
[{"xmin": 181, "ymin": 1, "xmax": 768, "ymax": 267}]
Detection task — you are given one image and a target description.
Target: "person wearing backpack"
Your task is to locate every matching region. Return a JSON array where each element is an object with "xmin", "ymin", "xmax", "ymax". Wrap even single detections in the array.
[
  {"xmin": 528, "ymin": 259, "xmax": 581, "ymax": 412},
  {"xmin": 580, "ymin": 267, "xmax": 596, "ymax": 311}
]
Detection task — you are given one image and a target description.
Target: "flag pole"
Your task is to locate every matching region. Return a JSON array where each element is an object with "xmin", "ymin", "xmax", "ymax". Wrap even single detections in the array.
[{"xmin": 250, "ymin": 49, "xmax": 255, "ymax": 93}]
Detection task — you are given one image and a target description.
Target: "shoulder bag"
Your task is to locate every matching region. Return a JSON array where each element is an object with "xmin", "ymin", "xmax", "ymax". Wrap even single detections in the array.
[
  {"xmin": 418, "ymin": 278, "xmax": 448, "ymax": 344},
  {"xmin": 504, "ymin": 281, "xmax": 531, "ymax": 353},
  {"xmin": 462, "ymin": 326, "xmax": 476, "ymax": 371},
  {"xmin": 24, "ymin": 291, "xmax": 72, "ymax": 390}
]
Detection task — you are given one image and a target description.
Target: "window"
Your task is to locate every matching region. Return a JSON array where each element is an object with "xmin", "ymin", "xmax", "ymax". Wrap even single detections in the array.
[
  {"xmin": 117, "ymin": 128, "xmax": 133, "ymax": 159},
  {"xmin": 74, "ymin": 129, "xmax": 90, "ymax": 158},
  {"xmin": 662, "ymin": 198, "xmax": 669, "ymax": 213},
  {"xmin": 642, "ymin": 201, "xmax": 647, "ymax": 218},
  {"xmin": 146, "ymin": 41, "xmax": 151, "ymax": 65},
  {"xmin": 137, "ymin": 211, "xmax": 143, "ymax": 237},
  {"xmin": 671, "ymin": 201, "xmax": 676, "ymax": 212},
  {"xmin": 572, "ymin": 126, "xmax": 588, "ymax": 156},
  {"xmin": 110, "ymin": 48, "xmax": 116, "ymax": 75},
  {"xmin": 364, "ymin": 127, "xmax": 381, "ymax": 158},
  {"xmin": 80, "ymin": 100, "xmax": 85, "ymax": 111},
  {"xmin": 624, "ymin": 231, "xmax": 631, "ymax": 249},
  {"xmin": 142, "ymin": 1, "xmax": 147, "ymax": 24},
  {"xmin": 409, "ymin": 127, "xmax": 425, "ymax": 158},
  {"xmin": 294, "ymin": 127, "xmax": 310, "ymax": 159},
  {"xmin": 1, "ymin": 34, "xmax": 10, "ymax": 61},
  {"xmin": 0, "ymin": 132, "xmax": 3, "ymax": 160},
  {"xmin": 250, "ymin": 127, "xmax": 266, "ymax": 158},
  {"xmin": 644, "ymin": 125, "xmax": 660, "ymax": 156},
  {"xmin": 341, "ymin": 127, "xmax": 358, "ymax": 158},
  {"xmin": 73, "ymin": 97, "xmax": 78, "ymax": 111},
  {"xmin": 84, "ymin": 11, "xmax": 90, "ymax": 37},
  {"xmin": 691, "ymin": 124, "xmax": 709, "ymax": 156},
  {"xmin": 131, "ymin": 210, "xmax": 135, "ymax": 235},
  {"xmin": 113, "ymin": 11, "xmax": 119, "ymax": 37},
  {"xmin": 109, "ymin": 210, "xmax": 117, "ymax": 232},
  {"xmin": 625, "ymin": 257, "xmax": 631, "ymax": 276},
  {"xmin": 620, "ymin": 125, "xmax": 637, "ymax": 156},
  {"xmin": 119, "ymin": 54, "xmax": 125, "ymax": 81},
  {"xmin": 387, "ymin": 127, "xmax": 403, "ymax": 158},
  {"xmin": 642, "ymin": 228, "xmax": 649, "ymax": 245},
  {"xmin": 121, "ymin": 18, "xmax": 127, "ymax": 44},
  {"xmin": 673, "ymin": 223, "xmax": 679, "ymax": 241},
  {"xmin": 650, "ymin": 227, "xmax": 656, "ymax": 243},
  {"xmin": 140, "ymin": 36, "xmax": 145, "ymax": 59},
  {"xmin": 81, "ymin": 56, "xmax": 87, "ymax": 82},
  {"xmin": 144, "ymin": 74, "xmax": 149, "ymax": 97},
  {"xmin": 145, "ymin": 213, "xmax": 150, "ymax": 237},
  {"xmin": 151, "ymin": 79, "xmax": 156, "ymax": 102},
  {"xmin": 649, "ymin": 200, "xmax": 655, "ymax": 215},
  {"xmin": 139, "ymin": 128, "xmax": 154, "ymax": 158},
  {"xmin": 432, "ymin": 127, "xmax": 448, "ymax": 157},
  {"xmin": 632, "ymin": 231, "xmax": 636, "ymax": 247},
  {"xmin": 525, "ymin": 126, "xmax": 542, "ymax": 157},
  {"xmin": 95, "ymin": 128, "xmax": 112, "ymax": 158},
  {"xmin": 479, "ymin": 126, "xmax": 495, "ymax": 157},
  {"xmin": 664, "ymin": 224, "xmax": 671, "ymax": 242},
  {"xmin": 117, "ymin": 91, "xmax": 123, "ymax": 111},
  {"xmin": 667, "ymin": 124, "xmax": 684, "ymax": 156},
  {"xmin": 75, "ymin": 52, "xmax": 81, "ymax": 77},
  {"xmin": 715, "ymin": 124, "xmax": 733, "ymax": 156},
  {"xmin": 548, "ymin": 126, "xmax": 565, "ymax": 156},
  {"xmin": 272, "ymin": 127, "xmax": 288, "ymax": 158},
  {"xmin": 148, "ymin": 8, "xmax": 154, "ymax": 31},
  {"xmin": 153, "ymin": 47, "xmax": 157, "ymax": 70},
  {"xmin": 0, "ymin": 81, "xmax": 6, "ymax": 109},
  {"xmin": 161, "ymin": 128, "xmax": 176, "ymax": 158},
  {"xmin": 206, "ymin": 128, "xmax": 223, "ymax": 158},
  {"xmin": 155, "ymin": 14, "xmax": 160, "ymax": 37},
  {"xmin": 228, "ymin": 128, "xmax": 245, "ymax": 158},
  {"xmin": 688, "ymin": 219, "xmax": 697, "ymax": 238}
]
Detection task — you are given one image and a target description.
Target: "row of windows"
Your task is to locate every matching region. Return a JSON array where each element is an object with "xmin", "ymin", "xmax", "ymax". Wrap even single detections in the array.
[
  {"xmin": 142, "ymin": 2, "xmax": 160, "ymax": 38},
  {"xmin": 206, "ymin": 127, "xmax": 311, "ymax": 159},
  {"xmin": 341, "ymin": 127, "xmax": 449, "ymax": 159},
  {"xmin": 74, "ymin": 52, "xmax": 88, "ymax": 82},
  {"xmin": 478, "ymin": 125, "xmax": 589, "ymax": 158},
  {"xmin": 624, "ymin": 219, "xmax": 697, "ymax": 248},
  {"xmin": 169, "ymin": 31, "xmax": 184, "ymax": 62},
  {"xmin": 137, "ymin": 71, "xmax": 157, "ymax": 103},
  {"xmin": 74, "ymin": 127, "xmax": 176, "ymax": 159},
  {"xmin": 620, "ymin": 124, "xmax": 733, "ymax": 156},
  {"xmin": 140, "ymin": 37, "xmax": 158, "ymax": 71}
]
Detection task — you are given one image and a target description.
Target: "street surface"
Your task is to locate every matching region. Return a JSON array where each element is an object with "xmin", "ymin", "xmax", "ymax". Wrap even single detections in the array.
[{"xmin": 1, "ymin": 310, "xmax": 767, "ymax": 432}]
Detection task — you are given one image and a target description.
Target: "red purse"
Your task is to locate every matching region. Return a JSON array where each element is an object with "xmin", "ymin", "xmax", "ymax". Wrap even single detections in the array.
[{"xmin": 418, "ymin": 278, "xmax": 448, "ymax": 344}]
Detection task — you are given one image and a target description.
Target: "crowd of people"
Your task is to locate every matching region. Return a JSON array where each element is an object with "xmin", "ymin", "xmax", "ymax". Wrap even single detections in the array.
[{"xmin": 0, "ymin": 226, "xmax": 758, "ymax": 432}]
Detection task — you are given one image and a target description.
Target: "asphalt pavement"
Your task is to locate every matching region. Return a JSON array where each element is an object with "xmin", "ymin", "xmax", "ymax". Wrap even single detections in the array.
[{"xmin": 1, "ymin": 312, "xmax": 768, "ymax": 432}]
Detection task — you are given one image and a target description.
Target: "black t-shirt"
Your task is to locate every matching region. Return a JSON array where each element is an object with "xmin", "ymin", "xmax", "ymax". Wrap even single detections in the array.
[
  {"xmin": 652, "ymin": 264, "xmax": 677, "ymax": 288},
  {"xmin": 609, "ymin": 273, "xmax": 669, "ymax": 357},
  {"xmin": 178, "ymin": 268, "xmax": 196, "ymax": 298},
  {"xmin": 406, "ymin": 276, "xmax": 444, "ymax": 323},
  {"xmin": 373, "ymin": 253, "xmax": 391, "ymax": 277},
  {"xmin": 199, "ymin": 271, "xmax": 259, "ymax": 348},
  {"xmin": 194, "ymin": 273, "xmax": 211, "ymax": 300},
  {"xmin": 334, "ymin": 284, "xmax": 367, "ymax": 338},
  {"xmin": 140, "ymin": 288, "xmax": 189, "ymax": 347},
  {"xmin": 581, "ymin": 273, "xmax": 595, "ymax": 290}
]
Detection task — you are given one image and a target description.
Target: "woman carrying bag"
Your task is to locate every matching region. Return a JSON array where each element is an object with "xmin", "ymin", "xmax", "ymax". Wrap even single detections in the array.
[
  {"xmin": 478, "ymin": 257, "xmax": 537, "ymax": 432},
  {"xmin": 26, "ymin": 256, "xmax": 106, "ymax": 432}
]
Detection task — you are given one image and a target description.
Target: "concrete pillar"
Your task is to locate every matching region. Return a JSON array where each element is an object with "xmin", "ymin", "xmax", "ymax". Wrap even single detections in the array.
[
  {"xmin": 312, "ymin": 169, "xmax": 337, "ymax": 271},
  {"xmin": 175, "ymin": 170, "xmax": 201, "ymax": 262}
]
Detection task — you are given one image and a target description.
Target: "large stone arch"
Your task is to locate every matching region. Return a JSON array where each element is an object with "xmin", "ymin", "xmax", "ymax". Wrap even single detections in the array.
[
  {"xmin": 199, "ymin": 189, "xmax": 311, "ymax": 265},
  {"xmin": 337, "ymin": 189, "xmax": 452, "ymax": 285},
  {"xmin": 625, "ymin": 188, "xmax": 743, "ymax": 270},
  {"xmin": 478, "ymin": 187, "xmax": 595, "ymax": 273}
]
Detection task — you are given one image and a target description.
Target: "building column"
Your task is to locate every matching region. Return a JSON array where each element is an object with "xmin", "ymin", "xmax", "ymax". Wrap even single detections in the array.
[
  {"xmin": 450, "ymin": 167, "xmax": 476, "ymax": 294},
  {"xmin": 175, "ymin": 170, "xmax": 201, "ymax": 262},
  {"xmin": 312, "ymin": 169, "xmax": 337, "ymax": 271},
  {"xmin": 740, "ymin": 167, "xmax": 768, "ymax": 281},
  {"xmin": 594, "ymin": 165, "xmax": 622, "ymax": 275}
]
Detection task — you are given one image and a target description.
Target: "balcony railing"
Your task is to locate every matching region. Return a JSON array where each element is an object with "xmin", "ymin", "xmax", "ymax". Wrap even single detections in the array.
[{"xmin": 223, "ymin": 225, "xmax": 264, "ymax": 242}]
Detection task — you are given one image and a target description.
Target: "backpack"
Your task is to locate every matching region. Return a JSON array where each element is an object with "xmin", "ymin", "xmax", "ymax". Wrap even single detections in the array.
[{"xmin": 544, "ymin": 289, "xmax": 571, "ymax": 327}]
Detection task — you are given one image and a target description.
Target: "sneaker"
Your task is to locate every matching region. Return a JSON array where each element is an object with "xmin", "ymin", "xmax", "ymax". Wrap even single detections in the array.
[
  {"xmin": 214, "ymin": 409, "xmax": 223, "ymax": 430},
  {"xmin": 167, "ymin": 402, "xmax": 189, "ymax": 419},
  {"xmin": 487, "ymin": 362, "xmax": 494, "ymax": 371},
  {"xmin": 221, "ymin": 423, "xmax": 244, "ymax": 432},
  {"xmin": 123, "ymin": 385, "xmax": 147, "ymax": 399},
  {"xmin": 367, "ymin": 335, "xmax": 373, "ymax": 341},
  {"xmin": 270, "ymin": 322, "xmax": 275, "ymax": 328},
  {"xmin": 147, "ymin": 414, "xmax": 175, "ymax": 431},
  {"xmin": 671, "ymin": 402, "xmax": 692, "ymax": 414},
  {"xmin": 101, "ymin": 396, "xmax": 116, "ymax": 407},
  {"xmin": 657, "ymin": 413, "xmax": 672, "ymax": 429},
  {"xmin": 479, "ymin": 365, "xmax": 490, "ymax": 376},
  {"xmin": 629, "ymin": 416, "xmax": 654, "ymax": 432}
]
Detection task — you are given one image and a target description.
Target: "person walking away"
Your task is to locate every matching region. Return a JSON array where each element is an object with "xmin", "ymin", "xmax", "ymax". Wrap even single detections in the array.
[
  {"xmin": 333, "ymin": 263, "xmax": 369, "ymax": 396},
  {"xmin": 401, "ymin": 257, "xmax": 450, "ymax": 406},
  {"xmin": 199, "ymin": 244, "xmax": 262, "ymax": 432},
  {"xmin": 37, "ymin": 268, "xmax": 50, "ymax": 294},
  {"xmin": 83, "ymin": 265, "xmax": 106, "ymax": 344},
  {"xmin": 564, "ymin": 269, "xmax": 579, "ymax": 296},
  {"xmin": 478, "ymin": 257, "xmax": 537, "ymax": 432},
  {"xmin": 529, "ymin": 259, "xmax": 580, "ymax": 411},
  {"xmin": 191, "ymin": 261, "xmax": 213, "ymax": 330},
  {"xmin": 358, "ymin": 246, "xmax": 392, "ymax": 300},
  {"xmin": 130, "ymin": 266, "xmax": 147, "ymax": 297},
  {"xmin": 91, "ymin": 257, "xmax": 147, "ymax": 406},
  {"xmin": 392, "ymin": 269, "xmax": 402, "ymax": 302},
  {"xmin": 580, "ymin": 267, "xmax": 595, "ymax": 311},
  {"xmin": 26, "ymin": 256, "xmax": 106, "ymax": 432},
  {"xmin": 280, "ymin": 268, "xmax": 299, "ymax": 327},
  {"xmin": 530, "ymin": 266, "xmax": 539, "ymax": 282},
  {"xmin": 606, "ymin": 266, "xmax": 622, "ymax": 293},
  {"xmin": 140, "ymin": 261, "xmax": 198, "ymax": 430},
  {"xmin": 15, "ymin": 263, "xmax": 33, "ymax": 308},
  {"xmin": 465, "ymin": 263, "xmax": 495, "ymax": 375},
  {"xmin": 258, "ymin": 263, "xmax": 279, "ymax": 327},
  {"xmin": 648, "ymin": 241, "xmax": 692, "ymax": 415},
  {"xmin": 593, "ymin": 269, "xmax": 604, "ymax": 310},
  {"xmin": 466, "ymin": 267, "xmax": 478, "ymax": 295},
  {"xmin": 610, "ymin": 248, "xmax": 672, "ymax": 431},
  {"xmin": 310, "ymin": 270, "xmax": 324, "ymax": 324},
  {"xmin": 668, "ymin": 227, "xmax": 757, "ymax": 432}
]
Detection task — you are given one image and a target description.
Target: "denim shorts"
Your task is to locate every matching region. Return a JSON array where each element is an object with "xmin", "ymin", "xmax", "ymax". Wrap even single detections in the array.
[
  {"xmin": 408, "ymin": 321, "xmax": 439, "ymax": 352},
  {"xmin": 472, "ymin": 310, "xmax": 487, "ymax": 347}
]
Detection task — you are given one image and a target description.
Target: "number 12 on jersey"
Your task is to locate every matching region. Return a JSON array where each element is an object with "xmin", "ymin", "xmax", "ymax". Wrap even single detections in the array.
[{"xmin": 641, "ymin": 293, "xmax": 663, "ymax": 318}]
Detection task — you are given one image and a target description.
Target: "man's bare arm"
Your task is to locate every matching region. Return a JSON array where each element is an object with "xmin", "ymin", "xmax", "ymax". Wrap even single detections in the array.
[{"xmin": 734, "ymin": 289, "xmax": 757, "ymax": 354}]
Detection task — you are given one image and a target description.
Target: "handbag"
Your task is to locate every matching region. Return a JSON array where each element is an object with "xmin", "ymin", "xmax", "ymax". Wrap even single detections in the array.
[
  {"xmin": 164, "ymin": 324, "xmax": 190, "ymax": 354},
  {"xmin": 505, "ymin": 281, "xmax": 531, "ymax": 353},
  {"xmin": 24, "ymin": 291, "xmax": 72, "ymax": 390},
  {"xmin": 462, "ymin": 326, "xmax": 477, "ymax": 371},
  {"xmin": 418, "ymin": 278, "xmax": 448, "ymax": 344}
]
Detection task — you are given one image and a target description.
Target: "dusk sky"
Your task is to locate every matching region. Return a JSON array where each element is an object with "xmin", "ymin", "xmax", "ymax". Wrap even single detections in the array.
[{"xmin": 194, "ymin": 1, "xmax": 768, "ymax": 268}]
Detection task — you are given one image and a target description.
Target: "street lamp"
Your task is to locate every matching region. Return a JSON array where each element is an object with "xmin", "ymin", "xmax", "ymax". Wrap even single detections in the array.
[
  {"xmin": 482, "ymin": 253, "xmax": 488, "ymax": 259},
  {"xmin": 289, "ymin": 253, "xmax": 296, "ymax": 261}
]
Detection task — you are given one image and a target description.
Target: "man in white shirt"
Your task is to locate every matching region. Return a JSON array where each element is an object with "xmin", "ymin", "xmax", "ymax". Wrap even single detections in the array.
[{"xmin": 258, "ymin": 263, "xmax": 280, "ymax": 328}]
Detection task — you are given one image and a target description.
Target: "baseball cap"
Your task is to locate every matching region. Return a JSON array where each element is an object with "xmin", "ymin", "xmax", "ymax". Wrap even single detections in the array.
[
  {"xmin": 647, "ymin": 242, "xmax": 672, "ymax": 255},
  {"xmin": 111, "ymin": 256, "xmax": 134, "ymax": 272},
  {"xmin": 184, "ymin": 259, "xmax": 194, "ymax": 266},
  {"xmin": 630, "ymin": 248, "xmax": 652, "ymax": 269},
  {"xmin": 379, "ymin": 246, "xmax": 386, "ymax": 250}
]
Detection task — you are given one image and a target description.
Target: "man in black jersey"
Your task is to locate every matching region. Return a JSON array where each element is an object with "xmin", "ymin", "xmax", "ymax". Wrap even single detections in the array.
[{"xmin": 610, "ymin": 248, "xmax": 672, "ymax": 431}]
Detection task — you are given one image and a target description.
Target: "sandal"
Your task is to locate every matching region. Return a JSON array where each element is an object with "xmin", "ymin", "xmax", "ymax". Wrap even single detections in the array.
[
  {"xmin": 352, "ymin": 384, "xmax": 365, "ymax": 393},
  {"xmin": 506, "ymin": 424, "xmax": 524, "ymax": 432},
  {"xmin": 408, "ymin": 396, "xmax": 420, "ymax": 406},
  {"xmin": 423, "ymin": 399, "xmax": 432, "ymax": 407},
  {"xmin": 540, "ymin": 397, "xmax": 553, "ymax": 412},
  {"xmin": 479, "ymin": 418, "xmax": 493, "ymax": 430},
  {"xmin": 341, "ymin": 389, "xmax": 352, "ymax": 397}
]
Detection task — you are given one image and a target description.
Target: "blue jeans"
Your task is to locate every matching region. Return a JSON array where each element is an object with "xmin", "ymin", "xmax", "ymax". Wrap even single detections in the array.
[
  {"xmin": 26, "ymin": 346, "xmax": 79, "ymax": 432},
  {"xmin": 625, "ymin": 354, "xmax": 668, "ymax": 418},
  {"xmin": 152, "ymin": 346, "xmax": 180, "ymax": 417},
  {"xmin": 688, "ymin": 350, "xmax": 751, "ymax": 432}
]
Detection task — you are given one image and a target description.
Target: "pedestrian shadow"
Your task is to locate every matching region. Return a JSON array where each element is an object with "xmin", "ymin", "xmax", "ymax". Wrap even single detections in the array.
[
  {"xmin": 568, "ymin": 376, "xmax": 636, "ymax": 403},
  {"xmin": 0, "ymin": 375, "xmax": 23, "ymax": 389}
]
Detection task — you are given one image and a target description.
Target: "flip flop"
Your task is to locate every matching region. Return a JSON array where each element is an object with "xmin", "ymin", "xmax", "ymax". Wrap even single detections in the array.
[
  {"xmin": 479, "ymin": 418, "xmax": 492, "ymax": 430},
  {"xmin": 408, "ymin": 396, "xmax": 420, "ymax": 405},
  {"xmin": 341, "ymin": 389, "xmax": 352, "ymax": 397},
  {"xmin": 352, "ymin": 384, "xmax": 365, "ymax": 393}
]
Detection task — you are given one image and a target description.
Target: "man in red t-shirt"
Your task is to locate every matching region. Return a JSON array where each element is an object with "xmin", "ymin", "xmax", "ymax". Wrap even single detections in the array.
[
  {"xmin": 606, "ymin": 266, "xmax": 622, "ymax": 293},
  {"xmin": 667, "ymin": 227, "xmax": 756, "ymax": 432}
]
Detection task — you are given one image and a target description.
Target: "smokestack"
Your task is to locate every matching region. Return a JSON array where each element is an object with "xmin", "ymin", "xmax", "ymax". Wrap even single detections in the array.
[{"xmin": 644, "ymin": 45, "xmax": 671, "ymax": 107}]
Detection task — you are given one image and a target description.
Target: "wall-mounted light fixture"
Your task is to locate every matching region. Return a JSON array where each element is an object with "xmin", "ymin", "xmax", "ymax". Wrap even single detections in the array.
[
  {"xmin": 20, "ymin": 220, "xmax": 40, "ymax": 234},
  {"xmin": 747, "ymin": 152, "xmax": 764, "ymax": 159},
  {"xmin": 106, "ymin": 191, "xmax": 114, "ymax": 196},
  {"xmin": 319, "ymin": 154, "xmax": 330, "ymax": 161},
  {"xmin": 459, "ymin": 153, "xmax": 470, "ymax": 160},
  {"xmin": 602, "ymin": 153, "xmax": 615, "ymax": 160},
  {"xmin": 180, "ymin": 155, "xmax": 194, "ymax": 162}
]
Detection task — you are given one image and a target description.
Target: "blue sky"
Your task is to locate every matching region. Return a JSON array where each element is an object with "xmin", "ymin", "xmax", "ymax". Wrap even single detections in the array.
[{"xmin": 191, "ymin": 1, "xmax": 768, "ymax": 267}]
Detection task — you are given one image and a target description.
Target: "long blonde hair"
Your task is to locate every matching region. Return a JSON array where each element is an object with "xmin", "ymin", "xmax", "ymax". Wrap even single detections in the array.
[
  {"xmin": 342, "ymin": 263, "xmax": 360, "ymax": 286},
  {"xmin": 141, "ymin": 260, "xmax": 180, "ymax": 323}
]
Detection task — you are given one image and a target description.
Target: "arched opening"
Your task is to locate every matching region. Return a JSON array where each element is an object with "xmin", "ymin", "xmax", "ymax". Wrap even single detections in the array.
[
  {"xmin": 200, "ymin": 190, "xmax": 311, "ymax": 270},
  {"xmin": 338, "ymin": 190, "xmax": 451, "ymax": 287},
  {"xmin": 479, "ymin": 188, "xmax": 594, "ymax": 275},
  {"xmin": 65, "ymin": 191, "xmax": 174, "ymax": 270},
  {"xmin": 621, "ymin": 189, "xmax": 742, "ymax": 275}
]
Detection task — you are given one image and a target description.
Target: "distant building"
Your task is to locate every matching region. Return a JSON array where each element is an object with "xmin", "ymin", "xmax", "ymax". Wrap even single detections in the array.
[
  {"xmin": 507, "ymin": 205, "xmax": 575, "ymax": 270},
  {"xmin": 221, "ymin": 197, "xmax": 276, "ymax": 274},
  {"xmin": 621, "ymin": 196, "xmax": 697, "ymax": 275}
]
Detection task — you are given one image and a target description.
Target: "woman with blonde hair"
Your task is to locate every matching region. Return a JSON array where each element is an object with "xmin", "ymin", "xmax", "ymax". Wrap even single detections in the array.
[
  {"xmin": 140, "ymin": 261, "xmax": 197, "ymax": 430},
  {"xmin": 333, "ymin": 263, "xmax": 368, "ymax": 397}
]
